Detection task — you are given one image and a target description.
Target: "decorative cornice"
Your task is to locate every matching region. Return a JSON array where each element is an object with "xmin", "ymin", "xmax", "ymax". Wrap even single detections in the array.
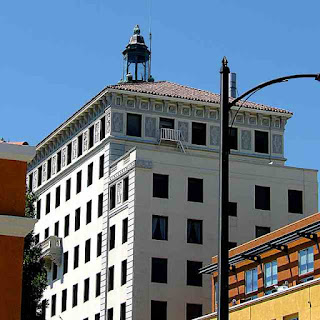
[
  {"xmin": 0, "ymin": 143, "xmax": 36, "ymax": 163},
  {"xmin": 0, "ymin": 215, "xmax": 37, "ymax": 237}
]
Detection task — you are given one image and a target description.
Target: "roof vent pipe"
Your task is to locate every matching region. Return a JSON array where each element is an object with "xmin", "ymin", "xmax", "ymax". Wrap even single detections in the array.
[{"xmin": 229, "ymin": 72, "xmax": 237, "ymax": 98}]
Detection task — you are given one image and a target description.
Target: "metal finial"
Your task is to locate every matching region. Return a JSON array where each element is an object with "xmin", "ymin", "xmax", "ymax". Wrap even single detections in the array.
[
  {"xmin": 133, "ymin": 25, "xmax": 140, "ymax": 35},
  {"xmin": 222, "ymin": 56, "xmax": 228, "ymax": 67}
]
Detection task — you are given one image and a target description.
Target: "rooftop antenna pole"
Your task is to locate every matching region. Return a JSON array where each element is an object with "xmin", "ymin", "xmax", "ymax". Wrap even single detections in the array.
[{"xmin": 148, "ymin": 0, "xmax": 152, "ymax": 80}]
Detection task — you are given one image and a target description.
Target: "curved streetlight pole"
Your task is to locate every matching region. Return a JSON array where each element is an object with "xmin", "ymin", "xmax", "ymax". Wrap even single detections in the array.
[{"xmin": 218, "ymin": 57, "xmax": 319, "ymax": 320}]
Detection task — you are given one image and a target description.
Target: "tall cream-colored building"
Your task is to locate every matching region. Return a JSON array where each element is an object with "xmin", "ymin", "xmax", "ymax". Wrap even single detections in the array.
[{"xmin": 27, "ymin": 26, "xmax": 318, "ymax": 320}]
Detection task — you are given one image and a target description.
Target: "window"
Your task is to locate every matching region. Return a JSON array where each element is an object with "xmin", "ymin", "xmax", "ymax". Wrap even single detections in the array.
[
  {"xmin": 75, "ymin": 208, "xmax": 81, "ymax": 231},
  {"xmin": 188, "ymin": 178, "xmax": 203, "ymax": 203},
  {"xmin": 187, "ymin": 260, "xmax": 202, "ymax": 287},
  {"xmin": 109, "ymin": 225, "xmax": 115, "ymax": 250},
  {"xmin": 299, "ymin": 246, "xmax": 314, "ymax": 275},
  {"xmin": 151, "ymin": 258, "xmax": 167, "ymax": 283},
  {"xmin": 96, "ymin": 272, "xmax": 101, "ymax": 297},
  {"xmin": 160, "ymin": 117, "xmax": 174, "ymax": 129},
  {"xmin": 110, "ymin": 185, "xmax": 116, "ymax": 209},
  {"xmin": 85, "ymin": 239, "xmax": 91, "ymax": 263},
  {"xmin": 108, "ymin": 308, "xmax": 113, "ymax": 320},
  {"xmin": 99, "ymin": 154, "xmax": 104, "ymax": 179},
  {"xmin": 123, "ymin": 176, "xmax": 129, "ymax": 201},
  {"xmin": 34, "ymin": 234, "xmax": 39, "ymax": 244},
  {"xmin": 152, "ymin": 215, "xmax": 168, "ymax": 241},
  {"xmin": 52, "ymin": 263, "xmax": 58, "ymax": 280},
  {"xmin": 228, "ymin": 202, "xmax": 237, "ymax": 217},
  {"xmin": 45, "ymin": 227, "xmax": 49, "ymax": 239},
  {"xmin": 66, "ymin": 178, "xmax": 71, "ymax": 201},
  {"xmin": 84, "ymin": 278, "xmax": 90, "ymax": 302},
  {"xmin": 57, "ymin": 150, "xmax": 62, "ymax": 172},
  {"xmin": 61, "ymin": 289, "xmax": 67, "ymax": 312},
  {"xmin": 45, "ymin": 193, "xmax": 51, "ymax": 214},
  {"xmin": 51, "ymin": 294, "xmax": 56, "ymax": 317},
  {"xmin": 28, "ymin": 172, "xmax": 33, "ymax": 191},
  {"xmin": 36, "ymin": 199, "xmax": 41, "ymax": 219},
  {"xmin": 41, "ymin": 299, "xmax": 47, "ymax": 319},
  {"xmin": 187, "ymin": 219, "xmax": 202, "ymax": 244},
  {"xmin": 255, "ymin": 185, "xmax": 270, "ymax": 210},
  {"xmin": 74, "ymin": 245, "xmax": 79, "ymax": 269},
  {"xmin": 55, "ymin": 186, "xmax": 61, "ymax": 208},
  {"xmin": 283, "ymin": 313, "xmax": 299, "ymax": 320},
  {"xmin": 63, "ymin": 251, "xmax": 68, "ymax": 275},
  {"xmin": 108, "ymin": 266, "xmax": 114, "ymax": 291},
  {"xmin": 256, "ymin": 226, "xmax": 270, "ymax": 238},
  {"xmin": 122, "ymin": 218, "xmax": 128, "ymax": 244},
  {"xmin": 121, "ymin": 260, "xmax": 127, "ymax": 285},
  {"xmin": 151, "ymin": 300, "xmax": 167, "ymax": 320},
  {"xmin": 120, "ymin": 303, "xmax": 126, "ymax": 320},
  {"xmin": 186, "ymin": 304, "xmax": 202, "ymax": 320},
  {"xmin": 47, "ymin": 158, "xmax": 52, "ymax": 180},
  {"xmin": 192, "ymin": 122, "xmax": 206, "ymax": 145},
  {"xmin": 76, "ymin": 171, "xmax": 82, "ymax": 194},
  {"xmin": 86, "ymin": 200, "xmax": 92, "ymax": 224},
  {"xmin": 38, "ymin": 166, "xmax": 42, "ymax": 187},
  {"xmin": 127, "ymin": 113, "xmax": 142, "ymax": 137},
  {"xmin": 245, "ymin": 267, "xmax": 258, "ymax": 294},
  {"xmin": 87, "ymin": 162, "xmax": 93, "ymax": 186},
  {"xmin": 100, "ymin": 116, "xmax": 106, "ymax": 140},
  {"xmin": 228, "ymin": 242, "xmax": 237, "ymax": 250},
  {"xmin": 98, "ymin": 193, "xmax": 103, "ymax": 217},
  {"xmin": 95, "ymin": 313, "xmax": 100, "ymax": 320},
  {"xmin": 264, "ymin": 260, "xmax": 277, "ymax": 287},
  {"xmin": 288, "ymin": 190, "xmax": 303, "ymax": 214},
  {"xmin": 153, "ymin": 174, "xmax": 169, "ymax": 198},
  {"xmin": 255, "ymin": 130, "xmax": 269, "ymax": 154},
  {"xmin": 67, "ymin": 142, "xmax": 72, "ymax": 165},
  {"xmin": 229, "ymin": 127, "xmax": 238, "ymax": 150},
  {"xmin": 72, "ymin": 283, "xmax": 78, "ymax": 307},
  {"xmin": 78, "ymin": 134, "xmax": 83, "ymax": 157},
  {"xmin": 54, "ymin": 221, "xmax": 59, "ymax": 237},
  {"xmin": 89, "ymin": 125, "xmax": 94, "ymax": 149},
  {"xmin": 64, "ymin": 214, "xmax": 70, "ymax": 237},
  {"xmin": 97, "ymin": 232, "xmax": 102, "ymax": 257}
]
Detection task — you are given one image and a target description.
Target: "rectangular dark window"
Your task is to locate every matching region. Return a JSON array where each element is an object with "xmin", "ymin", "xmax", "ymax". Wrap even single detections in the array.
[
  {"xmin": 38, "ymin": 166, "xmax": 42, "ymax": 187},
  {"xmin": 97, "ymin": 232, "xmax": 102, "ymax": 257},
  {"xmin": 86, "ymin": 200, "xmax": 92, "ymax": 224},
  {"xmin": 76, "ymin": 171, "xmax": 82, "ymax": 194},
  {"xmin": 110, "ymin": 185, "xmax": 116, "ymax": 209},
  {"xmin": 84, "ymin": 278, "xmax": 90, "ymax": 302},
  {"xmin": 186, "ymin": 304, "xmax": 202, "ymax": 320},
  {"xmin": 41, "ymin": 299, "xmax": 47, "ymax": 319},
  {"xmin": 100, "ymin": 116, "xmax": 106, "ymax": 140},
  {"xmin": 160, "ymin": 117, "xmax": 174, "ymax": 129},
  {"xmin": 151, "ymin": 258, "xmax": 167, "ymax": 283},
  {"xmin": 95, "ymin": 313, "xmax": 100, "ymax": 320},
  {"xmin": 45, "ymin": 227, "xmax": 49, "ymax": 239},
  {"xmin": 28, "ymin": 172, "xmax": 33, "ymax": 191},
  {"xmin": 188, "ymin": 178, "xmax": 203, "ymax": 203},
  {"xmin": 55, "ymin": 186, "xmax": 61, "ymax": 208},
  {"xmin": 108, "ymin": 266, "xmax": 114, "ymax": 291},
  {"xmin": 78, "ymin": 134, "xmax": 83, "ymax": 157},
  {"xmin": 108, "ymin": 308, "xmax": 113, "ymax": 320},
  {"xmin": 151, "ymin": 301, "xmax": 167, "ymax": 320},
  {"xmin": 255, "ymin": 130, "xmax": 269, "ymax": 154},
  {"xmin": 229, "ymin": 127, "xmax": 238, "ymax": 150},
  {"xmin": 109, "ymin": 225, "xmax": 115, "ymax": 250},
  {"xmin": 153, "ymin": 174, "xmax": 169, "ymax": 198},
  {"xmin": 96, "ymin": 272, "xmax": 101, "ymax": 297},
  {"xmin": 75, "ymin": 208, "xmax": 81, "ymax": 231},
  {"xmin": 228, "ymin": 241, "xmax": 237, "ymax": 250},
  {"xmin": 63, "ymin": 251, "xmax": 68, "ymax": 274},
  {"xmin": 187, "ymin": 260, "xmax": 202, "ymax": 287},
  {"xmin": 122, "ymin": 218, "xmax": 128, "ymax": 244},
  {"xmin": 47, "ymin": 158, "xmax": 52, "ymax": 180},
  {"xmin": 52, "ymin": 263, "xmax": 58, "ymax": 280},
  {"xmin": 98, "ymin": 193, "xmax": 103, "ymax": 217},
  {"xmin": 187, "ymin": 219, "xmax": 203, "ymax": 244},
  {"xmin": 120, "ymin": 303, "xmax": 126, "ymax": 320},
  {"xmin": 72, "ymin": 283, "xmax": 78, "ymax": 307},
  {"xmin": 152, "ymin": 215, "xmax": 168, "ymax": 241},
  {"xmin": 85, "ymin": 239, "xmax": 91, "ymax": 263},
  {"xmin": 228, "ymin": 202, "xmax": 237, "ymax": 217},
  {"xmin": 87, "ymin": 162, "xmax": 93, "ymax": 186},
  {"xmin": 89, "ymin": 125, "xmax": 94, "ymax": 149},
  {"xmin": 61, "ymin": 289, "xmax": 67, "ymax": 312},
  {"xmin": 123, "ymin": 176, "xmax": 129, "ymax": 201},
  {"xmin": 192, "ymin": 122, "xmax": 206, "ymax": 145},
  {"xmin": 74, "ymin": 245, "xmax": 79, "ymax": 269},
  {"xmin": 99, "ymin": 154, "xmax": 104, "ymax": 179},
  {"xmin": 127, "ymin": 113, "xmax": 142, "ymax": 137},
  {"xmin": 45, "ymin": 193, "xmax": 51, "ymax": 214},
  {"xmin": 57, "ymin": 151, "xmax": 62, "ymax": 172},
  {"xmin": 64, "ymin": 214, "xmax": 70, "ymax": 238},
  {"xmin": 34, "ymin": 234, "xmax": 39, "ymax": 244},
  {"xmin": 66, "ymin": 178, "xmax": 71, "ymax": 201},
  {"xmin": 255, "ymin": 185, "xmax": 270, "ymax": 210},
  {"xmin": 67, "ymin": 142, "xmax": 72, "ymax": 165},
  {"xmin": 121, "ymin": 260, "xmax": 127, "ymax": 285},
  {"xmin": 288, "ymin": 190, "xmax": 303, "ymax": 214},
  {"xmin": 51, "ymin": 294, "xmax": 56, "ymax": 317},
  {"xmin": 36, "ymin": 199, "xmax": 41, "ymax": 219},
  {"xmin": 54, "ymin": 221, "xmax": 59, "ymax": 237},
  {"xmin": 255, "ymin": 226, "xmax": 271, "ymax": 238}
]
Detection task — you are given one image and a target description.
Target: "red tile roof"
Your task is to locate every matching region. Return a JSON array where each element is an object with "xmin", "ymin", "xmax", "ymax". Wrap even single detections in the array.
[
  {"xmin": 0, "ymin": 140, "xmax": 28, "ymax": 145},
  {"xmin": 108, "ymin": 81, "xmax": 293, "ymax": 115}
]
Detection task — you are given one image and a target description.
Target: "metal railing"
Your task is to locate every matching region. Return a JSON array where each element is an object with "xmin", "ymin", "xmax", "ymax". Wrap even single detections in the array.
[{"xmin": 160, "ymin": 128, "xmax": 182, "ymax": 142}]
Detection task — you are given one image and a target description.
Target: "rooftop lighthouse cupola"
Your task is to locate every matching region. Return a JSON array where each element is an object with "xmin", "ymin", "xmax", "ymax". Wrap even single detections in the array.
[{"xmin": 122, "ymin": 25, "xmax": 153, "ymax": 83}]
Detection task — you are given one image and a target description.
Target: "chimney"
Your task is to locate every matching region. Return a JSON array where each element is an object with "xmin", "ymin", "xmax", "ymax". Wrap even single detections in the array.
[{"xmin": 229, "ymin": 73, "xmax": 237, "ymax": 98}]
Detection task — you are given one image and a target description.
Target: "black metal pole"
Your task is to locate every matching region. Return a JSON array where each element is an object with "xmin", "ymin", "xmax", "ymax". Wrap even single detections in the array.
[{"xmin": 218, "ymin": 56, "xmax": 230, "ymax": 320}]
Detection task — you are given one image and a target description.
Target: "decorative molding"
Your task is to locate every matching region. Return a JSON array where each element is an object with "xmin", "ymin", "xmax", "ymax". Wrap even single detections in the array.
[
  {"xmin": 0, "ymin": 215, "xmax": 37, "ymax": 237},
  {"xmin": 140, "ymin": 101, "xmax": 149, "ymax": 110},
  {"xmin": 136, "ymin": 159, "xmax": 153, "ymax": 169},
  {"xmin": 112, "ymin": 112, "xmax": 124, "ymax": 133},
  {"xmin": 61, "ymin": 147, "xmax": 67, "ymax": 168},
  {"xmin": 109, "ymin": 161, "xmax": 135, "ymax": 183},
  {"xmin": 116, "ymin": 180, "xmax": 123, "ymax": 205},
  {"xmin": 210, "ymin": 126, "xmax": 220, "ymax": 146},
  {"xmin": 195, "ymin": 108, "xmax": 204, "ymax": 117},
  {"xmin": 95, "ymin": 121, "xmax": 101, "ymax": 143},
  {"xmin": 154, "ymin": 103, "xmax": 163, "ymax": 112},
  {"xmin": 209, "ymin": 110, "xmax": 218, "ymax": 120},
  {"xmin": 106, "ymin": 110, "xmax": 111, "ymax": 135},
  {"xmin": 42, "ymin": 162, "xmax": 47, "ymax": 183},
  {"xmin": 249, "ymin": 116, "xmax": 257, "ymax": 125},
  {"xmin": 178, "ymin": 121, "xmax": 189, "ymax": 142},
  {"xmin": 241, "ymin": 130, "xmax": 252, "ymax": 150},
  {"xmin": 168, "ymin": 104, "xmax": 177, "ymax": 114},
  {"xmin": 72, "ymin": 139, "xmax": 77, "ymax": 160},
  {"xmin": 272, "ymin": 134, "xmax": 283, "ymax": 154},
  {"xmin": 83, "ymin": 130, "xmax": 88, "ymax": 152},
  {"xmin": 145, "ymin": 117, "xmax": 157, "ymax": 138}
]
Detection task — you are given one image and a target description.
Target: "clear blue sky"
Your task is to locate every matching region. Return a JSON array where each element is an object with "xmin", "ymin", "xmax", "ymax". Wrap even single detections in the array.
[{"xmin": 1, "ymin": 1, "xmax": 319, "ymax": 174}]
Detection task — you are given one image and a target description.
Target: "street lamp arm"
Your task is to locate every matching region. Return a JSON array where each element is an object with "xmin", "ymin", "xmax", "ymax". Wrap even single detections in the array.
[{"xmin": 229, "ymin": 73, "xmax": 320, "ymax": 109}]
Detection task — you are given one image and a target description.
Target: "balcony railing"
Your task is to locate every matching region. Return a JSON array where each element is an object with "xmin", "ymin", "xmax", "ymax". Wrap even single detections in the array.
[
  {"xmin": 159, "ymin": 128, "xmax": 186, "ymax": 152},
  {"xmin": 39, "ymin": 236, "xmax": 63, "ymax": 271}
]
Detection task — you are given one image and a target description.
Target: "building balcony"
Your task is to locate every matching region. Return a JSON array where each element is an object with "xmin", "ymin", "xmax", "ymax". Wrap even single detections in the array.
[
  {"xmin": 39, "ymin": 236, "xmax": 63, "ymax": 271},
  {"xmin": 159, "ymin": 128, "xmax": 186, "ymax": 152}
]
